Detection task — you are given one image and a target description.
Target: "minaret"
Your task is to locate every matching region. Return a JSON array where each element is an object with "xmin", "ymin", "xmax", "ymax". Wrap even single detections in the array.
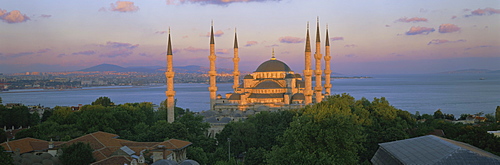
[
  {"xmin": 324, "ymin": 24, "xmax": 332, "ymax": 95},
  {"xmin": 165, "ymin": 28, "xmax": 176, "ymax": 123},
  {"xmin": 304, "ymin": 23, "xmax": 313, "ymax": 105},
  {"xmin": 208, "ymin": 22, "xmax": 218, "ymax": 110},
  {"xmin": 314, "ymin": 17, "xmax": 323, "ymax": 103},
  {"xmin": 232, "ymin": 28, "xmax": 240, "ymax": 90}
]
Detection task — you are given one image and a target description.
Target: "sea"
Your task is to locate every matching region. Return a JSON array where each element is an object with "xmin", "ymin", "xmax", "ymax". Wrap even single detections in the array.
[{"xmin": 1, "ymin": 73, "xmax": 499, "ymax": 117}]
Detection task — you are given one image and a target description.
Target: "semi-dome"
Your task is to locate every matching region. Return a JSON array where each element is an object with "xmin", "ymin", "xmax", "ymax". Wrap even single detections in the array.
[
  {"xmin": 255, "ymin": 59, "xmax": 291, "ymax": 72},
  {"xmin": 254, "ymin": 80, "xmax": 282, "ymax": 89}
]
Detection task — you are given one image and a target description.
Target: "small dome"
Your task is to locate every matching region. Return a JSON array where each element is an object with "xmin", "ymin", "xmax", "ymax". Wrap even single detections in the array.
[
  {"xmin": 152, "ymin": 159, "xmax": 178, "ymax": 165},
  {"xmin": 180, "ymin": 160, "xmax": 200, "ymax": 165},
  {"xmin": 255, "ymin": 60, "xmax": 291, "ymax": 72},
  {"xmin": 244, "ymin": 75, "xmax": 253, "ymax": 79},
  {"xmin": 291, "ymin": 93, "xmax": 305, "ymax": 100},
  {"xmin": 285, "ymin": 74, "xmax": 295, "ymax": 79},
  {"xmin": 294, "ymin": 74, "xmax": 302, "ymax": 78},
  {"xmin": 228, "ymin": 93, "xmax": 241, "ymax": 100},
  {"xmin": 254, "ymin": 81, "xmax": 282, "ymax": 89}
]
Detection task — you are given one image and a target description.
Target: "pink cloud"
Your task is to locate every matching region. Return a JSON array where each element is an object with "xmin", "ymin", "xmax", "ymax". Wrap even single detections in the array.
[
  {"xmin": 40, "ymin": 14, "xmax": 52, "ymax": 18},
  {"xmin": 464, "ymin": 45, "xmax": 493, "ymax": 50},
  {"xmin": 166, "ymin": 0, "xmax": 280, "ymax": 6},
  {"xmin": 182, "ymin": 35, "xmax": 188, "ymax": 39},
  {"xmin": 156, "ymin": 31, "xmax": 168, "ymax": 34},
  {"xmin": 344, "ymin": 44, "xmax": 357, "ymax": 48},
  {"xmin": 451, "ymin": 16, "xmax": 457, "ymax": 19},
  {"xmin": 0, "ymin": 52, "xmax": 34, "ymax": 60},
  {"xmin": 72, "ymin": 50, "xmax": 96, "ymax": 55},
  {"xmin": 101, "ymin": 41, "xmax": 139, "ymax": 49},
  {"xmin": 395, "ymin": 17, "xmax": 428, "ymax": 23},
  {"xmin": 330, "ymin": 37, "xmax": 344, "ymax": 41},
  {"xmin": 110, "ymin": 1, "xmax": 139, "ymax": 12},
  {"xmin": 0, "ymin": 9, "xmax": 30, "ymax": 23},
  {"xmin": 203, "ymin": 30, "xmax": 224, "ymax": 37},
  {"xmin": 438, "ymin": 24, "xmax": 460, "ymax": 33},
  {"xmin": 405, "ymin": 26, "xmax": 435, "ymax": 35},
  {"xmin": 467, "ymin": 8, "xmax": 500, "ymax": 17},
  {"xmin": 427, "ymin": 39, "xmax": 466, "ymax": 45},
  {"xmin": 216, "ymin": 49, "xmax": 229, "ymax": 54},
  {"xmin": 245, "ymin": 41, "xmax": 258, "ymax": 47},
  {"xmin": 37, "ymin": 48, "xmax": 51, "ymax": 53},
  {"xmin": 279, "ymin": 36, "xmax": 304, "ymax": 43},
  {"xmin": 184, "ymin": 46, "xmax": 208, "ymax": 52}
]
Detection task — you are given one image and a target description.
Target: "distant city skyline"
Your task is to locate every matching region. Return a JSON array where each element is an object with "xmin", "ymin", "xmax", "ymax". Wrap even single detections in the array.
[{"xmin": 1, "ymin": 0, "xmax": 499, "ymax": 75}]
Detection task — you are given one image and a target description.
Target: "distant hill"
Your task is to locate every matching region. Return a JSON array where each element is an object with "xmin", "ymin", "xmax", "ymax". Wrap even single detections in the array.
[
  {"xmin": 438, "ymin": 69, "xmax": 500, "ymax": 74},
  {"xmin": 79, "ymin": 64, "xmax": 127, "ymax": 72},
  {"xmin": 79, "ymin": 64, "xmax": 234, "ymax": 74}
]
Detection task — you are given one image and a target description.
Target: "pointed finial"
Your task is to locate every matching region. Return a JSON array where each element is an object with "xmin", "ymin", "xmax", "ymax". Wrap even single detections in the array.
[
  {"xmin": 325, "ymin": 24, "xmax": 330, "ymax": 46},
  {"xmin": 305, "ymin": 22, "xmax": 311, "ymax": 52},
  {"xmin": 167, "ymin": 28, "xmax": 173, "ymax": 55},
  {"xmin": 234, "ymin": 27, "xmax": 238, "ymax": 49},
  {"xmin": 210, "ymin": 21, "xmax": 215, "ymax": 44},
  {"xmin": 271, "ymin": 48, "xmax": 276, "ymax": 60},
  {"xmin": 316, "ymin": 17, "xmax": 320, "ymax": 42}
]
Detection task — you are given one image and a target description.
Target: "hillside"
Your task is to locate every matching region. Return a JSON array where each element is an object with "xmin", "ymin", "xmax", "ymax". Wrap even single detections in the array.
[{"xmin": 79, "ymin": 64, "xmax": 234, "ymax": 74}]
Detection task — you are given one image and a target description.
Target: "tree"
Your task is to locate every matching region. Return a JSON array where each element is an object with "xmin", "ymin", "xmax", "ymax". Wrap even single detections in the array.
[
  {"xmin": 244, "ymin": 147, "xmax": 267, "ymax": 165},
  {"xmin": 267, "ymin": 95, "xmax": 365, "ymax": 164},
  {"xmin": 60, "ymin": 142, "xmax": 95, "ymax": 165},
  {"xmin": 187, "ymin": 146, "xmax": 208, "ymax": 165},
  {"xmin": 496, "ymin": 106, "xmax": 500, "ymax": 123},
  {"xmin": 0, "ymin": 146, "xmax": 13, "ymax": 165},
  {"xmin": 433, "ymin": 109, "xmax": 444, "ymax": 119},
  {"xmin": 475, "ymin": 111, "xmax": 484, "ymax": 117},
  {"xmin": 91, "ymin": 96, "xmax": 114, "ymax": 107},
  {"xmin": 459, "ymin": 114, "xmax": 471, "ymax": 120}
]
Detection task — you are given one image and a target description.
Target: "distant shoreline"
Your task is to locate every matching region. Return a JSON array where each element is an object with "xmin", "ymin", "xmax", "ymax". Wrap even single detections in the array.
[{"xmin": 332, "ymin": 76, "xmax": 372, "ymax": 79}]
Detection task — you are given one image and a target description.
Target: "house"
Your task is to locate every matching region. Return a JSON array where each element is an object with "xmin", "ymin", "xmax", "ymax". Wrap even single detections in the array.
[
  {"xmin": 371, "ymin": 135, "xmax": 500, "ymax": 165},
  {"xmin": 1, "ymin": 131, "xmax": 196, "ymax": 165}
]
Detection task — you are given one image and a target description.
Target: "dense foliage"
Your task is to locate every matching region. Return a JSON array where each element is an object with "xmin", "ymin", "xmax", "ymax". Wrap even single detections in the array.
[
  {"xmin": 3, "ymin": 95, "xmax": 499, "ymax": 164},
  {"xmin": 60, "ymin": 142, "xmax": 95, "ymax": 165}
]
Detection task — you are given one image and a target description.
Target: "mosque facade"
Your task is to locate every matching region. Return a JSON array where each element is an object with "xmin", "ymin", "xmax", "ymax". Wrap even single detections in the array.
[
  {"xmin": 208, "ymin": 19, "xmax": 332, "ymax": 112},
  {"xmin": 165, "ymin": 19, "xmax": 332, "ymax": 126}
]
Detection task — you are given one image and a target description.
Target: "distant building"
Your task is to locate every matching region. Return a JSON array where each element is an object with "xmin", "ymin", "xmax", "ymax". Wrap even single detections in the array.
[{"xmin": 371, "ymin": 135, "xmax": 500, "ymax": 165}]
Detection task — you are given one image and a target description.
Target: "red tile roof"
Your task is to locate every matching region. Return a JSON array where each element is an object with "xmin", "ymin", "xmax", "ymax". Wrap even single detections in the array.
[{"xmin": 0, "ymin": 138, "xmax": 47, "ymax": 154}]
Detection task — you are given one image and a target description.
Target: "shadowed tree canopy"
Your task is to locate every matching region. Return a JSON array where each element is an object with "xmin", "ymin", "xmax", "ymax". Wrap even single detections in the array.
[
  {"xmin": 267, "ymin": 94, "xmax": 365, "ymax": 164},
  {"xmin": 91, "ymin": 96, "xmax": 114, "ymax": 107},
  {"xmin": 60, "ymin": 142, "xmax": 95, "ymax": 165}
]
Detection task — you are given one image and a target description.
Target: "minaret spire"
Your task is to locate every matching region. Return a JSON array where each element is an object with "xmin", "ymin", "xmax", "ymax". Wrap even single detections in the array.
[
  {"xmin": 208, "ymin": 22, "xmax": 218, "ymax": 110},
  {"xmin": 232, "ymin": 28, "xmax": 240, "ymax": 91},
  {"xmin": 304, "ymin": 22, "xmax": 313, "ymax": 105},
  {"xmin": 271, "ymin": 48, "xmax": 276, "ymax": 60},
  {"xmin": 165, "ymin": 27, "xmax": 176, "ymax": 123},
  {"xmin": 324, "ymin": 24, "xmax": 332, "ymax": 95},
  {"xmin": 314, "ymin": 17, "xmax": 323, "ymax": 103}
]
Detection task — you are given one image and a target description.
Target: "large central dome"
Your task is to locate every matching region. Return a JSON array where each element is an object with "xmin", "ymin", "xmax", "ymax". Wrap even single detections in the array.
[{"xmin": 255, "ymin": 59, "xmax": 291, "ymax": 72}]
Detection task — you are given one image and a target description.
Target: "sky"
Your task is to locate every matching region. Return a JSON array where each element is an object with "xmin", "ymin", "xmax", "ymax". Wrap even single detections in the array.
[{"xmin": 0, "ymin": 0, "xmax": 499, "ymax": 75}]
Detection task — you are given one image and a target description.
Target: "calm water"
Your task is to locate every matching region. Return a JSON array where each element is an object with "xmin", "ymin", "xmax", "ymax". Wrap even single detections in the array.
[{"xmin": 1, "ymin": 74, "xmax": 499, "ymax": 116}]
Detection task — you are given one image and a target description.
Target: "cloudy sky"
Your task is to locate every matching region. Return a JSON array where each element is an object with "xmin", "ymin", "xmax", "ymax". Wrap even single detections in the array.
[{"xmin": 0, "ymin": 0, "xmax": 499, "ymax": 74}]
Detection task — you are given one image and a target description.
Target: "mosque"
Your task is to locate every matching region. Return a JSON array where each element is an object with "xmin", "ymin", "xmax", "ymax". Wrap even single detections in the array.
[{"xmin": 165, "ymin": 19, "xmax": 333, "ymax": 123}]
